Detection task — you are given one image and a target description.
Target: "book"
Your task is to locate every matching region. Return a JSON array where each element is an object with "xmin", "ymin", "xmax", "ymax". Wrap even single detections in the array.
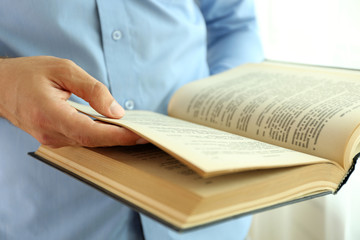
[{"xmin": 32, "ymin": 62, "xmax": 360, "ymax": 231}]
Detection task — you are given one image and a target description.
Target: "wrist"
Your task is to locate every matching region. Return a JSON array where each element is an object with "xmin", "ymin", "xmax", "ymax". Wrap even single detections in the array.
[
  {"xmin": 0, "ymin": 57, "xmax": 10, "ymax": 118},
  {"xmin": 0, "ymin": 56, "xmax": 9, "ymax": 65}
]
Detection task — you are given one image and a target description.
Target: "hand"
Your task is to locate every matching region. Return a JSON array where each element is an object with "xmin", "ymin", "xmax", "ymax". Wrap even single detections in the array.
[{"xmin": 0, "ymin": 56, "xmax": 146, "ymax": 147}]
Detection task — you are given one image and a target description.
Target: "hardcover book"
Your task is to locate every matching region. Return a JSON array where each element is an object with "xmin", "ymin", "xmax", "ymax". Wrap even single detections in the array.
[{"xmin": 32, "ymin": 62, "xmax": 359, "ymax": 230}]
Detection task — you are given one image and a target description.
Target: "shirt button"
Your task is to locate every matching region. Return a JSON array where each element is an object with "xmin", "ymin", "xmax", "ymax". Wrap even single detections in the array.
[
  {"xmin": 124, "ymin": 100, "xmax": 135, "ymax": 110},
  {"xmin": 112, "ymin": 30, "xmax": 122, "ymax": 41}
]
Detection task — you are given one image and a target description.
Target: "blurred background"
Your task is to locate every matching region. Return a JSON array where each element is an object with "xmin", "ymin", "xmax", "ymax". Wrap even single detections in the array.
[
  {"xmin": 255, "ymin": 0, "xmax": 360, "ymax": 68},
  {"xmin": 250, "ymin": 0, "xmax": 360, "ymax": 239}
]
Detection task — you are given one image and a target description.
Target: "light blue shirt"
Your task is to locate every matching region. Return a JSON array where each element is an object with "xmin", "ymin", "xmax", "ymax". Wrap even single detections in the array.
[{"xmin": 0, "ymin": 0, "xmax": 263, "ymax": 239}]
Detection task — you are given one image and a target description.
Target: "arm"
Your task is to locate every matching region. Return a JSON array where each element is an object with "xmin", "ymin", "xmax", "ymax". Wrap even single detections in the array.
[
  {"xmin": 199, "ymin": 0, "xmax": 264, "ymax": 74},
  {"xmin": 0, "ymin": 56, "xmax": 145, "ymax": 147}
]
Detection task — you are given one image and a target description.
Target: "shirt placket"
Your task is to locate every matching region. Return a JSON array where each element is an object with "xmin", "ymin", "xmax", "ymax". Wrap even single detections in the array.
[{"xmin": 96, "ymin": 0, "xmax": 138, "ymax": 110}]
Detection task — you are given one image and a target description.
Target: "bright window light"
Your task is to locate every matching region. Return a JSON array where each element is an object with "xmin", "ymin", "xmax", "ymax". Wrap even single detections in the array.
[{"xmin": 255, "ymin": 0, "xmax": 360, "ymax": 69}]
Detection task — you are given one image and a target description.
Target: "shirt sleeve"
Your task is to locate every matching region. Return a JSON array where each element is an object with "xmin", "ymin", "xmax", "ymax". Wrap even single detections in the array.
[{"xmin": 199, "ymin": 0, "xmax": 264, "ymax": 75}]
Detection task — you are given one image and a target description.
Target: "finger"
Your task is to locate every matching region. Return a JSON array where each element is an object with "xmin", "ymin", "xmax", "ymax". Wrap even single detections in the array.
[
  {"xmin": 53, "ymin": 103, "xmax": 143, "ymax": 147},
  {"xmin": 94, "ymin": 120, "xmax": 150, "ymax": 145},
  {"xmin": 50, "ymin": 58, "xmax": 124, "ymax": 119},
  {"xmin": 30, "ymin": 128, "xmax": 78, "ymax": 148},
  {"xmin": 69, "ymin": 117, "xmax": 143, "ymax": 147}
]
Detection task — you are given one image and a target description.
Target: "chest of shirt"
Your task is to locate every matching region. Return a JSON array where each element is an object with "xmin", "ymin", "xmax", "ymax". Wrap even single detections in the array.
[{"xmin": 0, "ymin": 0, "xmax": 209, "ymax": 112}]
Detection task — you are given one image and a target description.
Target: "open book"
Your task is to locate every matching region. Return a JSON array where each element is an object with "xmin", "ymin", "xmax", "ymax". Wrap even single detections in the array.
[{"xmin": 33, "ymin": 62, "xmax": 360, "ymax": 231}]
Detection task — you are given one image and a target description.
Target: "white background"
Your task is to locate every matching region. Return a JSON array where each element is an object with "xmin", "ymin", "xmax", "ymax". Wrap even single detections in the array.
[{"xmin": 255, "ymin": 0, "xmax": 360, "ymax": 69}]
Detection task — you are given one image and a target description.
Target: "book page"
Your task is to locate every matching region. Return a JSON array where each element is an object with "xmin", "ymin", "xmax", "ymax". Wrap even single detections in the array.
[
  {"xmin": 89, "ymin": 144, "xmax": 341, "ymax": 197},
  {"xmin": 69, "ymin": 101, "xmax": 331, "ymax": 177},
  {"xmin": 168, "ymin": 63, "xmax": 360, "ymax": 168}
]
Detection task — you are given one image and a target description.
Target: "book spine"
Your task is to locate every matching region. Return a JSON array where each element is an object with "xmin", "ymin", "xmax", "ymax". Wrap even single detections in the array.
[{"xmin": 335, "ymin": 152, "xmax": 360, "ymax": 193}]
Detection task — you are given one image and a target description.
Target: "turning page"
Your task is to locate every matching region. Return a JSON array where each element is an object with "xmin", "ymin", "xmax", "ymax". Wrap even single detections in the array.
[{"xmin": 69, "ymin": 101, "xmax": 331, "ymax": 177}]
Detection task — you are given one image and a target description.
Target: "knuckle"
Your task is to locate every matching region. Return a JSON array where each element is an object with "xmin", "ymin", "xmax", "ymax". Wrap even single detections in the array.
[
  {"xmin": 59, "ymin": 58, "xmax": 75, "ymax": 67},
  {"xmin": 53, "ymin": 58, "xmax": 76, "ymax": 79},
  {"xmin": 112, "ymin": 128, "xmax": 138, "ymax": 146},
  {"xmin": 29, "ymin": 110, "xmax": 61, "ymax": 146},
  {"xmin": 74, "ymin": 134, "xmax": 95, "ymax": 147},
  {"xmin": 36, "ymin": 133, "xmax": 54, "ymax": 146},
  {"xmin": 31, "ymin": 109, "xmax": 50, "ymax": 130},
  {"xmin": 91, "ymin": 81, "xmax": 106, "ymax": 98}
]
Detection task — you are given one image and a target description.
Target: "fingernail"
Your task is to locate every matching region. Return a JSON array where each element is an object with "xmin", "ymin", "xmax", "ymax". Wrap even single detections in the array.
[
  {"xmin": 136, "ymin": 138, "xmax": 149, "ymax": 145},
  {"xmin": 110, "ymin": 100, "xmax": 125, "ymax": 118}
]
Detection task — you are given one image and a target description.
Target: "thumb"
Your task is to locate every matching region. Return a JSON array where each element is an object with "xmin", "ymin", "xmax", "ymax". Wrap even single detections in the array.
[{"xmin": 55, "ymin": 59, "xmax": 125, "ymax": 118}]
